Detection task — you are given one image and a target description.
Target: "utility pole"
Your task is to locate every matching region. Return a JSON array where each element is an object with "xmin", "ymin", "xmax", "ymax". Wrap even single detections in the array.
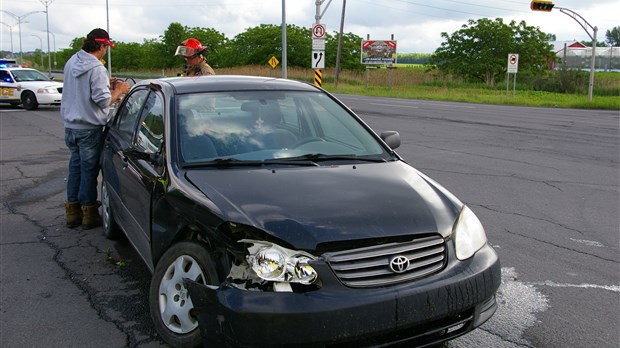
[
  {"xmin": 0, "ymin": 10, "xmax": 43, "ymax": 65},
  {"xmin": 1, "ymin": 22, "xmax": 16, "ymax": 57},
  {"xmin": 334, "ymin": 0, "xmax": 346, "ymax": 88},
  {"xmin": 40, "ymin": 0, "xmax": 55, "ymax": 77},
  {"xmin": 31, "ymin": 34, "xmax": 44, "ymax": 68},
  {"xmin": 106, "ymin": 0, "xmax": 112, "ymax": 77},
  {"xmin": 282, "ymin": 0, "xmax": 287, "ymax": 79}
]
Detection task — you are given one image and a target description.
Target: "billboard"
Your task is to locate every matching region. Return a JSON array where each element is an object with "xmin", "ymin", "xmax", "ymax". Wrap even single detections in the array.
[{"xmin": 361, "ymin": 40, "xmax": 397, "ymax": 64}]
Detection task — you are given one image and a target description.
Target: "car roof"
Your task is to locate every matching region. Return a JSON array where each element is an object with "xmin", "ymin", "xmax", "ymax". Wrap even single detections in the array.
[{"xmin": 141, "ymin": 75, "xmax": 320, "ymax": 94}]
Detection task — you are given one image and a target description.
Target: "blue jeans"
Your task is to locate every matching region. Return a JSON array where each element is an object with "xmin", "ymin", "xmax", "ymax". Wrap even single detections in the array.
[{"xmin": 65, "ymin": 128, "xmax": 104, "ymax": 205}]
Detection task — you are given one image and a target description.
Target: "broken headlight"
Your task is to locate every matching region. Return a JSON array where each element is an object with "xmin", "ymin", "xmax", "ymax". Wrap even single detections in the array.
[{"xmin": 242, "ymin": 240, "xmax": 318, "ymax": 285}]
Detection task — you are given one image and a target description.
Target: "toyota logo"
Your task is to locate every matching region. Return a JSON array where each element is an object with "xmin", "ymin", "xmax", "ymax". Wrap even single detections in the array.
[{"xmin": 389, "ymin": 256, "xmax": 410, "ymax": 273}]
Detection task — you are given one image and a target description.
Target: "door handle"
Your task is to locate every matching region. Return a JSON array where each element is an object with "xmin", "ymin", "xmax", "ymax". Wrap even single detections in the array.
[{"xmin": 117, "ymin": 150, "xmax": 129, "ymax": 168}]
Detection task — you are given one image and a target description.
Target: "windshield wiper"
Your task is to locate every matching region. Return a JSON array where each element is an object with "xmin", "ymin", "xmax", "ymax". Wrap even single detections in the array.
[
  {"xmin": 285, "ymin": 153, "xmax": 388, "ymax": 163},
  {"xmin": 183, "ymin": 157, "xmax": 319, "ymax": 168}
]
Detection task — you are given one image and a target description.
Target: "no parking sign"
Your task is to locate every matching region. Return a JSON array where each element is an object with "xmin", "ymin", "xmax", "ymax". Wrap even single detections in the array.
[{"xmin": 507, "ymin": 53, "xmax": 519, "ymax": 73}]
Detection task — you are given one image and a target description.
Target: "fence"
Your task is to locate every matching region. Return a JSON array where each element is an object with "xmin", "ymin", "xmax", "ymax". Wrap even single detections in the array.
[{"xmin": 556, "ymin": 46, "xmax": 620, "ymax": 71}]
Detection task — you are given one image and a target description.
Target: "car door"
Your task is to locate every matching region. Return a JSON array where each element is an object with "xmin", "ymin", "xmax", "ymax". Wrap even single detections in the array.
[
  {"xmin": 121, "ymin": 90, "xmax": 166, "ymax": 267},
  {"xmin": 0, "ymin": 69, "xmax": 19, "ymax": 103},
  {"xmin": 102, "ymin": 87, "xmax": 154, "ymax": 263}
]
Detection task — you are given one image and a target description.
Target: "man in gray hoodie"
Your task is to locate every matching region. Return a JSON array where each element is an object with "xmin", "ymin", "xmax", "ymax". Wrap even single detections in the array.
[{"xmin": 61, "ymin": 28, "xmax": 130, "ymax": 229}]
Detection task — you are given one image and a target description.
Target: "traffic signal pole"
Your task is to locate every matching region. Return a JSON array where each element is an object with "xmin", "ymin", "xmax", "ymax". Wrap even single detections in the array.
[
  {"xmin": 556, "ymin": 7, "xmax": 597, "ymax": 101},
  {"xmin": 531, "ymin": 2, "xmax": 597, "ymax": 101}
]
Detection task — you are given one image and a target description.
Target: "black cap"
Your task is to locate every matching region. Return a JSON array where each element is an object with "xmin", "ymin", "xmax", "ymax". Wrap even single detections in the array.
[{"xmin": 87, "ymin": 28, "xmax": 115, "ymax": 48}]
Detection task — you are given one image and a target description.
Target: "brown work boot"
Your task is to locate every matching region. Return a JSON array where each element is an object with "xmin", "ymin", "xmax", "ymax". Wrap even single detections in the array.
[
  {"xmin": 82, "ymin": 201, "xmax": 103, "ymax": 230},
  {"xmin": 65, "ymin": 201, "xmax": 83, "ymax": 228}
]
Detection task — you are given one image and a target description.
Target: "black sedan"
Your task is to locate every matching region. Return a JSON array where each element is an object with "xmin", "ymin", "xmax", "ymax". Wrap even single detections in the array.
[{"xmin": 100, "ymin": 75, "xmax": 501, "ymax": 348}]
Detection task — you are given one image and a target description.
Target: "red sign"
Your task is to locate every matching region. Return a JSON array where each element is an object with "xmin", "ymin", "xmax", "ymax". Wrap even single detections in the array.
[
  {"xmin": 361, "ymin": 40, "xmax": 397, "ymax": 64},
  {"xmin": 312, "ymin": 24, "xmax": 326, "ymax": 39}
]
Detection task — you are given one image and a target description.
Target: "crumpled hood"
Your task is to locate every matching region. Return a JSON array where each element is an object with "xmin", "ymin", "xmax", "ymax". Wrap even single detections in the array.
[
  {"xmin": 70, "ymin": 50, "xmax": 103, "ymax": 78},
  {"xmin": 185, "ymin": 161, "xmax": 462, "ymax": 251}
]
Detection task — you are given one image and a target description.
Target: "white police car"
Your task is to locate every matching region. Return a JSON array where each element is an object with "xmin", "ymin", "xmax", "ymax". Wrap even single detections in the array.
[{"xmin": 0, "ymin": 67, "xmax": 62, "ymax": 110}]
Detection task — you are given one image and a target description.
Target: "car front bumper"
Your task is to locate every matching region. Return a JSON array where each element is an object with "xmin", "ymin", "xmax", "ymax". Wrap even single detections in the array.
[
  {"xmin": 35, "ymin": 92, "xmax": 62, "ymax": 105},
  {"xmin": 185, "ymin": 243, "xmax": 501, "ymax": 347}
]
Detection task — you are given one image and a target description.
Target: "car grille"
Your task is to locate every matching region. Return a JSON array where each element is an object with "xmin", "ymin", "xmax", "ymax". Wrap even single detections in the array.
[
  {"xmin": 57, "ymin": 87, "xmax": 63, "ymax": 93},
  {"xmin": 324, "ymin": 235, "xmax": 446, "ymax": 288}
]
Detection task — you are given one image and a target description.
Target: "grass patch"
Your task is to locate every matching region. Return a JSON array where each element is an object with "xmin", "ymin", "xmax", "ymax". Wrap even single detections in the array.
[{"xmin": 115, "ymin": 65, "xmax": 620, "ymax": 110}]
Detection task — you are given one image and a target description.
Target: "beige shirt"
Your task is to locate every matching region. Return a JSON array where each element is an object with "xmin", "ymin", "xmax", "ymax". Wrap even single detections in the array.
[{"xmin": 182, "ymin": 59, "xmax": 215, "ymax": 76}]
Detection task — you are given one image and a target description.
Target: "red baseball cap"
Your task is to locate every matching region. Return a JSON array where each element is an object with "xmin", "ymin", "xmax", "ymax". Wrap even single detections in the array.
[{"xmin": 87, "ymin": 28, "xmax": 115, "ymax": 48}]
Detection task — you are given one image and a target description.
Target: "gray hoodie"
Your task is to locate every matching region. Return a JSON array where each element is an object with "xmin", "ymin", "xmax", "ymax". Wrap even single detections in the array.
[{"xmin": 61, "ymin": 50, "xmax": 112, "ymax": 129}]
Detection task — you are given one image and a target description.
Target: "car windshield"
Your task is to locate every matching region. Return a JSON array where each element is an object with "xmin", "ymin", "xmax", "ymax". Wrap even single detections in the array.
[
  {"xmin": 177, "ymin": 90, "xmax": 390, "ymax": 165},
  {"xmin": 11, "ymin": 69, "xmax": 51, "ymax": 82}
]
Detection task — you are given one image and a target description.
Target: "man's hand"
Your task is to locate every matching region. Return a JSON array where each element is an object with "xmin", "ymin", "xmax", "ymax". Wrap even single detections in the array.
[{"xmin": 110, "ymin": 80, "xmax": 131, "ymax": 105}]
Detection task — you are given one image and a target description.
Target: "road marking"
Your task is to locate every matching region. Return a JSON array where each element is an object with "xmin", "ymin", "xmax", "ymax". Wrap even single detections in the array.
[
  {"xmin": 530, "ymin": 281, "xmax": 620, "ymax": 292},
  {"xmin": 569, "ymin": 238, "xmax": 605, "ymax": 247}
]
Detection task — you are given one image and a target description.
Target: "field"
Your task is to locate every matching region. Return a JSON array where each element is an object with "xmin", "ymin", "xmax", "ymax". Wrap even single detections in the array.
[{"xmin": 134, "ymin": 65, "xmax": 620, "ymax": 110}]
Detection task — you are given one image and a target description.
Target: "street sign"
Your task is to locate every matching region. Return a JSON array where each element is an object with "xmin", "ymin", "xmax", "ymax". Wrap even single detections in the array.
[
  {"xmin": 268, "ymin": 56, "xmax": 280, "ymax": 69},
  {"xmin": 312, "ymin": 23, "xmax": 326, "ymax": 39},
  {"xmin": 312, "ymin": 51, "xmax": 325, "ymax": 69},
  {"xmin": 312, "ymin": 39, "xmax": 326, "ymax": 50},
  {"xmin": 507, "ymin": 53, "xmax": 519, "ymax": 73}
]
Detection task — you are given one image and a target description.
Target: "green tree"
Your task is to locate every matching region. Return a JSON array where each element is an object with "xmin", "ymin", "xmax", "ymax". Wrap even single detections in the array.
[
  {"xmin": 397, "ymin": 53, "xmax": 431, "ymax": 64},
  {"xmin": 429, "ymin": 18, "xmax": 554, "ymax": 85},
  {"xmin": 229, "ymin": 24, "xmax": 279, "ymax": 66},
  {"xmin": 186, "ymin": 27, "xmax": 230, "ymax": 68},
  {"xmin": 140, "ymin": 38, "xmax": 166, "ymax": 70},
  {"xmin": 605, "ymin": 26, "xmax": 620, "ymax": 46},
  {"xmin": 325, "ymin": 31, "xmax": 364, "ymax": 70},
  {"xmin": 580, "ymin": 40, "xmax": 607, "ymax": 47},
  {"xmin": 110, "ymin": 42, "xmax": 144, "ymax": 70},
  {"xmin": 161, "ymin": 22, "xmax": 187, "ymax": 69},
  {"xmin": 54, "ymin": 37, "xmax": 83, "ymax": 70}
]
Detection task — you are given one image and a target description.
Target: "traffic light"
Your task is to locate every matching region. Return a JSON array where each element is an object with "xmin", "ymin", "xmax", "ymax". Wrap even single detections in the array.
[{"xmin": 530, "ymin": 1, "xmax": 555, "ymax": 12}]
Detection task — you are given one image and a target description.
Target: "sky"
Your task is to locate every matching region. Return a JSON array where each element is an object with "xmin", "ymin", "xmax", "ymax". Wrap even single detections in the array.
[{"xmin": 1, "ymin": 0, "xmax": 618, "ymax": 59}]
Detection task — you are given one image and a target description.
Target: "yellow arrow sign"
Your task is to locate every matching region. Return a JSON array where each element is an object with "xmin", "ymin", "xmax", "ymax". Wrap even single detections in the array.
[{"xmin": 268, "ymin": 56, "xmax": 280, "ymax": 69}]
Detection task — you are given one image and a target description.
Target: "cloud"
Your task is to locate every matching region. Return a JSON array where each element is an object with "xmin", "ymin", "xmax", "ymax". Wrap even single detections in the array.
[{"xmin": 2, "ymin": 0, "xmax": 617, "ymax": 56}]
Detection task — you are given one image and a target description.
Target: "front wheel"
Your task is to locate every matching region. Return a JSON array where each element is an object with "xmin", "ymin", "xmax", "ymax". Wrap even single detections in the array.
[
  {"xmin": 21, "ymin": 91, "xmax": 39, "ymax": 110},
  {"xmin": 149, "ymin": 241, "xmax": 219, "ymax": 348},
  {"xmin": 101, "ymin": 181, "xmax": 122, "ymax": 240}
]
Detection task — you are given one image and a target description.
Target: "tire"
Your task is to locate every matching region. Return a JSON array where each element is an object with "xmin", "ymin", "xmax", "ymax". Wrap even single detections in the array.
[
  {"xmin": 21, "ymin": 91, "xmax": 38, "ymax": 110},
  {"xmin": 149, "ymin": 241, "xmax": 219, "ymax": 348},
  {"xmin": 101, "ymin": 181, "xmax": 122, "ymax": 240}
]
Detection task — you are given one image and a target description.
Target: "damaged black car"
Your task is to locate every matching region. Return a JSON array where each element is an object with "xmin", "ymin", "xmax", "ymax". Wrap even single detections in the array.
[{"xmin": 100, "ymin": 75, "xmax": 501, "ymax": 348}]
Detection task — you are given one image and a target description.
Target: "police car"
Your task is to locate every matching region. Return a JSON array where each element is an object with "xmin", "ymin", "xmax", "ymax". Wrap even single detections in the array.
[{"xmin": 0, "ymin": 67, "xmax": 63, "ymax": 110}]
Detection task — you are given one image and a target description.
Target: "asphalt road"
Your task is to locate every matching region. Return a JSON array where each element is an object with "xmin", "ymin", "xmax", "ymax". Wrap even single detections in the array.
[{"xmin": 1, "ymin": 97, "xmax": 618, "ymax": 348}]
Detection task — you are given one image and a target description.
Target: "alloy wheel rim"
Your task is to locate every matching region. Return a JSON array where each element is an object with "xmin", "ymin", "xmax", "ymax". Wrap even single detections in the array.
[{"xmin": 158, "ymin": 255, "xmax": 206, "ymax": 334}]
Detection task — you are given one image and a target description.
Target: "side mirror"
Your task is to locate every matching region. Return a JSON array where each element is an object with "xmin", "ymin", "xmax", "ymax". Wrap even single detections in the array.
[{"xmin": 380, "ymin": 131, "xmax": 400, "ymax": 150}]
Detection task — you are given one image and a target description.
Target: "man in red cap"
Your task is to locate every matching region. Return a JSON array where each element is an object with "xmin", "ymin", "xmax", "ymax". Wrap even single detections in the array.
[
  {"xmin": 60, "ymin": 28, "xmax": 130, "ymax": 230},
  {"xmin": 175, "ymin": 38, "xmax": 215, "ymax": 76}
]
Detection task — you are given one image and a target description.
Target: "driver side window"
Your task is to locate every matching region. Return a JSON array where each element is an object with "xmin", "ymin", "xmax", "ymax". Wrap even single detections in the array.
[
  {"xmin": 115, "ymin": 89, "xmax": 148, "ymax": 142},
  {"xmin": 135, "ymin": 92, "xmax": 164, "ymax": 154}
]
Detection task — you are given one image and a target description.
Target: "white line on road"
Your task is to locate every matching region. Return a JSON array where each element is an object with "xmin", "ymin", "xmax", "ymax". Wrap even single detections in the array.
[{"xmin": 530, "ymin": 281, "xmax": 620, "ymax": 292}]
